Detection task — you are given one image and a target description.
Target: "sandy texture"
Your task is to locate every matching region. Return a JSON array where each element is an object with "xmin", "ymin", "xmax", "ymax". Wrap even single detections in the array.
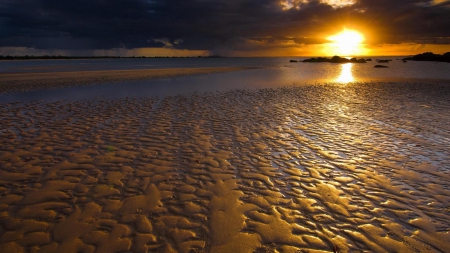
[
  {"xmin": 0, "ymin": 67, "xmax": 256, "ymax": 94},
  {"xmin": 0, "ymin": 82, "xmax": 450, "ymax": 252}
]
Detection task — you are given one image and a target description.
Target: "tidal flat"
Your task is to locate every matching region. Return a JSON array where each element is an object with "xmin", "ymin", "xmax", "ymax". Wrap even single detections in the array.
[{"xmin": 1, "ymin": 82, "xmax": 450, "ymax": 253}]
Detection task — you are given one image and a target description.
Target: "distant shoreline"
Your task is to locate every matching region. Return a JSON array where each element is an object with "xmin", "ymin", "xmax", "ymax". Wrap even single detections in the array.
[{"xmin": 0, "ymin": 55, "xmax": 228, "ymax": 61}]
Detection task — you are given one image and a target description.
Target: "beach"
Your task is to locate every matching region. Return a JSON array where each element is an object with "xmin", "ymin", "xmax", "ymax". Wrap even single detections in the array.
[
  {"xmin": 2, "ymin": 0, "xmax": 450, "ymax": 250},
  {"xmin": 1, "ymin": 73, "xmax": 449, "ymax": 252}
]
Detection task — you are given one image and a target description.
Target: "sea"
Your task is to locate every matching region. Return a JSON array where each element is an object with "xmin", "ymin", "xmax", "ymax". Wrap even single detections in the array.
[{"xmin": 1, "ymin": 57, "xmax": 449, "ymax": 102}]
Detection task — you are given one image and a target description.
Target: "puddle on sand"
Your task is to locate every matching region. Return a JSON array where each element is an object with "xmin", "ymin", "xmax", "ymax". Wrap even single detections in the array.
[{"xmin": 0, "ymin": 82, "xmax": 450, "ymax": 252}]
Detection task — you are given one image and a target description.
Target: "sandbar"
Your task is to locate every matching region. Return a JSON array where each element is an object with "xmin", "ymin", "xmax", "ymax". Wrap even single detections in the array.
[{"xmin": 0, "ymin": 67, "xmax": 257, "ymax": 94}]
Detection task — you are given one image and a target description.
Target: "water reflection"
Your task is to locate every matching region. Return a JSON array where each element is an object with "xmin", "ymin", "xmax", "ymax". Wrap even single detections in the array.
[{"xmin": 335, "ymin": 63, "xmax": 354, "ymax": 83}]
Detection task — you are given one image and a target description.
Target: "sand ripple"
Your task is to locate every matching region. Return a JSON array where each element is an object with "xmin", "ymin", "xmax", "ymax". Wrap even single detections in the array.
[{"xmin": 0, "ymin": 82, "xmax": 449, "ymax": 252}]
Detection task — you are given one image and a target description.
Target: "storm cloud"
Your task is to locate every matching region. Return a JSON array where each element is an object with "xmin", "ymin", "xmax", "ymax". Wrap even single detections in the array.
[{"xmin": 0, "ymin": 0, "xmax": 449, "ymax": 53}]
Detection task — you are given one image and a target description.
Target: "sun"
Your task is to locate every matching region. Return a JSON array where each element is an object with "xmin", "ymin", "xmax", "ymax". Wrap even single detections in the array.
[{"xmin": 326, "ymin": 29, "xmax": 365, "ymax": 56}]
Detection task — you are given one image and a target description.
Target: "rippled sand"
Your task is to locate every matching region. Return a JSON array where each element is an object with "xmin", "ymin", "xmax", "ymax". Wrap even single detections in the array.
[
  {"xmin": 1, "ymin": 82, "xmax": 450, "ymax": 253},
  {"xmin": 0, "ymin": 67, "xmax": 255, "ymax": 94}
]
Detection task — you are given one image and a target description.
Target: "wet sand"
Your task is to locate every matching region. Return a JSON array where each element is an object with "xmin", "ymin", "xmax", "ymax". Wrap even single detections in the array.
[
  {"xmin": 0, "ymin": 67, "xmax": 256, "ymax": 94},
  {"xmin": 1, "ymin": 82, "xmax": 450, "ymax": 252}
]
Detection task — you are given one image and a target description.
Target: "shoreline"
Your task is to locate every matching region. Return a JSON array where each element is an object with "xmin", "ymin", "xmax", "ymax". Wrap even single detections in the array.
[
  {"xmin": 2, "ymin": 76, "xmax": 450, "ymax": 104},
  {"xmin": 0, "ymin": 66, "xmax": 258, "ymax": 94}
]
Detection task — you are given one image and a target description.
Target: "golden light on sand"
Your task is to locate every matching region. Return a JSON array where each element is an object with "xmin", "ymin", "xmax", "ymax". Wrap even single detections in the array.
[
  {"xmin": 336, "ymin": 63, "xmax": 354, "ymax": 83},
  {"xmin": 326, "ymin": 29, "xmax": 365, "ymax": 56}
]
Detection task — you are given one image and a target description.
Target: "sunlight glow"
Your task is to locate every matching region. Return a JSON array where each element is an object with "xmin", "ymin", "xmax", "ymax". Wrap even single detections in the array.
[
  {"xmin": 280, "ymin": 0, "xmax": 309, "ymax": 10},
  {"xmin": 335, "ymin": 63, "xmax": 354, "ymax": 83},
  {"xmin": 320, "ymin": 0, "xmax": 357, "ymax": 9},
  {"xmin": 280, "ymin": 0, "xmax": 356, "ymax": 10},
  {"xmin": 279, "ymin": 0, "xmax": 357, "ymax": 11},
  {"xmin": 326, "ymin": 29, "xmax": 365, "ymax": 56}
]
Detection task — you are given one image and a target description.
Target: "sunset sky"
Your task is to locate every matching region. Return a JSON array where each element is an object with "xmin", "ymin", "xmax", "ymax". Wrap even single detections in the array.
[{"xmin": 1, "ymin": 0, "xmax": 449, "ymax": 57}]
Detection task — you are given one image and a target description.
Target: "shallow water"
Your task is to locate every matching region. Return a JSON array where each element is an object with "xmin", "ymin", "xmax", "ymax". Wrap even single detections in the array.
[
  {"xmin": 1, "ymin": 58, "xmax": 450, "ymax": 103},
  {"xmin": 0, "ymin": 57, "xmax": 449, "ymax": 79},
  {"xmin": 0, "ymin": 58, "xmax": 280, "ymax": 73},
  {"xmin": 1, "ymin": 82, "xmax": 450, "ymax": 252}
]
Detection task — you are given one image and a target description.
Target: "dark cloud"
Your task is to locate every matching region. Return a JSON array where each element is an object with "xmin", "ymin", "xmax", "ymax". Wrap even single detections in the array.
[{"xmin": 0, "ymin": 0, "xmax": 449, "ymax": 53}]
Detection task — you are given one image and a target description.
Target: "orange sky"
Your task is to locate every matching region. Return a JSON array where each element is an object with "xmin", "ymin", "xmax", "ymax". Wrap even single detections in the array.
[
  {"xmin": 1, "ymin": 0, "xmax": 450, "ymax": 57},
  {"xmin": 232, "ymin": 43, "xmax": 450, "ymax": 57},
  {"xmin": 1, "ymin": 43, "xmax": 449, "ymax": 58}
]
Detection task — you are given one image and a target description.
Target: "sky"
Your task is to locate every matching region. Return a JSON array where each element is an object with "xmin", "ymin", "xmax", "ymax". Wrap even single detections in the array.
[{"xmin": 0, "ymin": 0, "xmax": 449, "ymax": 57}]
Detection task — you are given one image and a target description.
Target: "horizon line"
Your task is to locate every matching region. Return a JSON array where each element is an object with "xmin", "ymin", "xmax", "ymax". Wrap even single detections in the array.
[{"xmin": 0, "ymin": 54, "xmax": 434, "ymax": 60}]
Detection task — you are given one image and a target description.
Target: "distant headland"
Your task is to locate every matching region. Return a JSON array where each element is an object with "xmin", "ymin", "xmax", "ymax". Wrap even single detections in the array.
[
  {"xmin": 403, "ymin": 52, "xmax": 450, "ymax": 62},
  {"xmin": 299, "ymin": 56, "xmax": 369, "ymax": 63},
  {"xmin": 290, "ymin": 52, "xmax": 450, "ymax": 64}
]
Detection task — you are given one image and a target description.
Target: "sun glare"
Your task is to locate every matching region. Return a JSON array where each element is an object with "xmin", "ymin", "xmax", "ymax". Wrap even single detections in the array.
[
  {"xmin": 326, "ymin": 29, "xmax": 365, "ymax": 56},
  {"xmin": 336, "ymin": 63, "xmax": 354, "ymax": 83}
]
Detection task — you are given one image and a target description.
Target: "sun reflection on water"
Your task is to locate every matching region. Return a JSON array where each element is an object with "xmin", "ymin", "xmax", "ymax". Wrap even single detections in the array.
[{"xmin": 336, "ymin": 63, "xmax": 354, "ymax": 83}]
